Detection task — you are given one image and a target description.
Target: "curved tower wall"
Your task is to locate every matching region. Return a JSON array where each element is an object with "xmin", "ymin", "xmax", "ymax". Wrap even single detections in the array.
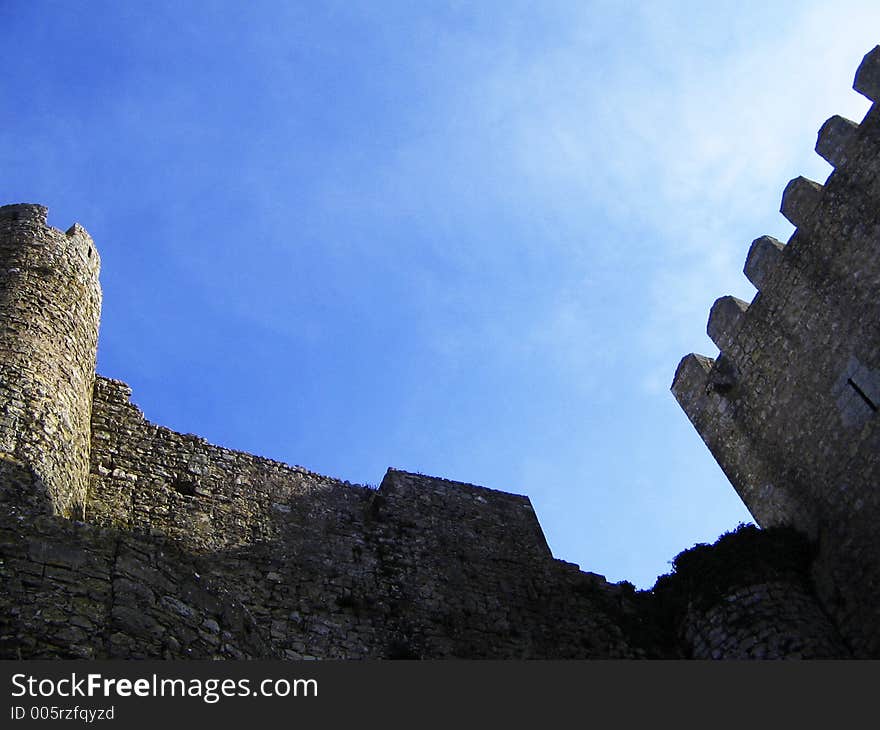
[
  {"xmin": 680, "ymin": 579, "xmax": 850, "ymax": 659},
  {"xmin": 0, "ymin": 204, "xmax": 101, "ymax": 517}
]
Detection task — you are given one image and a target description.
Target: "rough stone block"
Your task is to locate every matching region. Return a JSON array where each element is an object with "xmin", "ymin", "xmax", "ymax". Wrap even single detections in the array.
[
  {"xmin": 670, "ymin": 353, "xmax": 715, "ymax": 424},
  {"xmin": 816, "ymin": 115, "xmax": 859, "ymax": 167},
  {"xmin": 707, "ymin": 296, "xmax": 749, "ymax": 352},
  {"xmin": 854, "ymin": 45, "xmax": 880, "ymax": 101},
  {"xmin": 744, "ymin": 236, "xmax": 785, "ymax": 291},
  {"xmin": 780, "ymin": 176, "xmax": 823, "ymax": 228}
]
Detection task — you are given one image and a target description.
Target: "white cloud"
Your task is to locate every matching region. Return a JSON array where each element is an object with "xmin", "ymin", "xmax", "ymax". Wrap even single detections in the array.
[{"xmin": 238, "ymin": 1, "xmax": 880, "ymax": 403}]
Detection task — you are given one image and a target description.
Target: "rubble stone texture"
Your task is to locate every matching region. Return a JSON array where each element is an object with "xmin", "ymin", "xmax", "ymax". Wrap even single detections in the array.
[
  {"xmin": 0, "ymin": 205, "xmax": 100, "ymax": 519},
  {"xmin": 672, "ymin": 44, "xmax": 880, "ymax": 657},
  {"xmin": 1, "ymin": 45, "xmax": 878, "ymax": 660}
]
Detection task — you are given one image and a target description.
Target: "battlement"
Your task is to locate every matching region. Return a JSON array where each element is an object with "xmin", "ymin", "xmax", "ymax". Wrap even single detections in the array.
[
  {"xmin": 1, "ymin": 44, "xmax": 879, "ymax": 661},
  {"xmin": 0, "ymin": 203, "xmax": 100, "ymax": 275},
  {"xmin": 0, "ymin": 203, "xmax": 48, "ymax": 224},
  {"xmin": 672, "ymin": 45, "xmax": 880, "ymax": 656}
]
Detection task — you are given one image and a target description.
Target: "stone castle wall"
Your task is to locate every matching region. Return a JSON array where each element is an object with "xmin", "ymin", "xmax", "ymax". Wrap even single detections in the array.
[
  {"xmin": 652, "ymin": 526, "xmax": 851, "ymax": 660},
  {"xmin": 2, "ymin": 46, "xmax": 879, "ymax": 661},
  {"xmin": 0, "ymin": 204, "xmax": 101, "ymax": 519},
  {"xmin": 0, "ymin": 471, "xmax": 270, "ymax": 660},
  {"xmin": 3, "ymin": 366, "xmax": 653, "ymax": 659},
  {"xmin": 672, "ymin": 45, "xmax": 880, "ymax": 657},
  {"xmin": 87, "ymin": 375, "xmax": 362, "ymax": 553},
  {"xmin": 681, "ymin": 580, "xmax": 847, "ymax": 660},
  {"xmin": 3, "ymin": 408, "xmax": 651, "ymax": 658}
]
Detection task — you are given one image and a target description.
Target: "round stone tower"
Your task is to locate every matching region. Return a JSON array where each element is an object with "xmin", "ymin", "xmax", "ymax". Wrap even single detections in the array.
[{"xmin": 0, "ymin": 203, "xmax": 101, "ymax": 518}]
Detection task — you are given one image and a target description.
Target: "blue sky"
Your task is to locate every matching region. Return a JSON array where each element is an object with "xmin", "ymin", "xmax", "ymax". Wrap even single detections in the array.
[{"xmin": 2, "ymin": 1, "xmax": 878, "ymax": 588}]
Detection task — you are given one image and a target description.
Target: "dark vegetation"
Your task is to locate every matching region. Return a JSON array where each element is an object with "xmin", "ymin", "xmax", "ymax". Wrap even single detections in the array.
[{"xmin": 623, "ymin": 523, "xmax": 817, "ymax": 657}]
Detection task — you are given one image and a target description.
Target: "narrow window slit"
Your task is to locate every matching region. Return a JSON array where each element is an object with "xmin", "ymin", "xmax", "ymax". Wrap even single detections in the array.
[{"xmin": 847, "ymin": 378, "xmax": 877, "ymax": 412}]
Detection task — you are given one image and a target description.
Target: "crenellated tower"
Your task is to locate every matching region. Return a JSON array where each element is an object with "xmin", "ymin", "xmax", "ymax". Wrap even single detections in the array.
[
  {"xmin": 0, "ymin": 204, "xmax": 102, "ymax": 518},
  {"xmin": 672, "ymin": 46, "xmax": 880, "ymax": 656}
]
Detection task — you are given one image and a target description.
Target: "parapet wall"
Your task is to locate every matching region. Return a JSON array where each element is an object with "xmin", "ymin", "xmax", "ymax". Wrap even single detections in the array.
[
  {"xmin": 0, "ymin": 457, "xmax": 271, "ymax": 660},
  {"xmin": 87, "ymin": 375, "xmax": 365, "ymax": 553},
  {"xmin": 672, "ymin": 45, "xmax": 880, "ymax": 656},
  {"xmin": 2, "ymin": 379, "xmax": 650, "ymax": 658},
  {"xmin": 81, "ymin": 379, "xmax": 644, "ymax": 658}
]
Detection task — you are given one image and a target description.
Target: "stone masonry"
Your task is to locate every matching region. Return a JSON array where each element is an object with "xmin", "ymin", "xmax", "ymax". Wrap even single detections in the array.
[
  {"xmin": 672, "ymin": 44, "xmax": 880, "ymax": 657},
  {"xmin": 1, "ymin": 46, "xmax": 878, "ymax": 660}
]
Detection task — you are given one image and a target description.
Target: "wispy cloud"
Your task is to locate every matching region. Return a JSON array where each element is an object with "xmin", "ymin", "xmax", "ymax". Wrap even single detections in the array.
[
  {"xmin": 470, "ymin": 2, "xmax": 880, "ymax": 394},
  {"xmin": 8, "ymin": 0, "xmax": 878, "ymax": 589}
]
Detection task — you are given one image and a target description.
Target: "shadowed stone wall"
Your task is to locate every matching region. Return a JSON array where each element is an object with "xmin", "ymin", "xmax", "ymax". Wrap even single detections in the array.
[
  {"xmin": 652, "ymin": 525, "xmax": 851, "ymax": 660},
  {"xmin": 672, "ymin": 45, "xmax": 880, "ymax": 657},
  {"xmin": 3, "ymin": 416, "xmax": 653, "ymax": 659},
  {"xmin": 3, "ymin": 45, "xmax": 879, "ymax": 661}
]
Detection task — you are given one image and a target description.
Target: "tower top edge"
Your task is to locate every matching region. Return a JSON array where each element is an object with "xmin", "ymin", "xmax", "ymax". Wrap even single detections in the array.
[{"xmin": 0, "ymin": 203, "xmax": 48, "ymax": 225}]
